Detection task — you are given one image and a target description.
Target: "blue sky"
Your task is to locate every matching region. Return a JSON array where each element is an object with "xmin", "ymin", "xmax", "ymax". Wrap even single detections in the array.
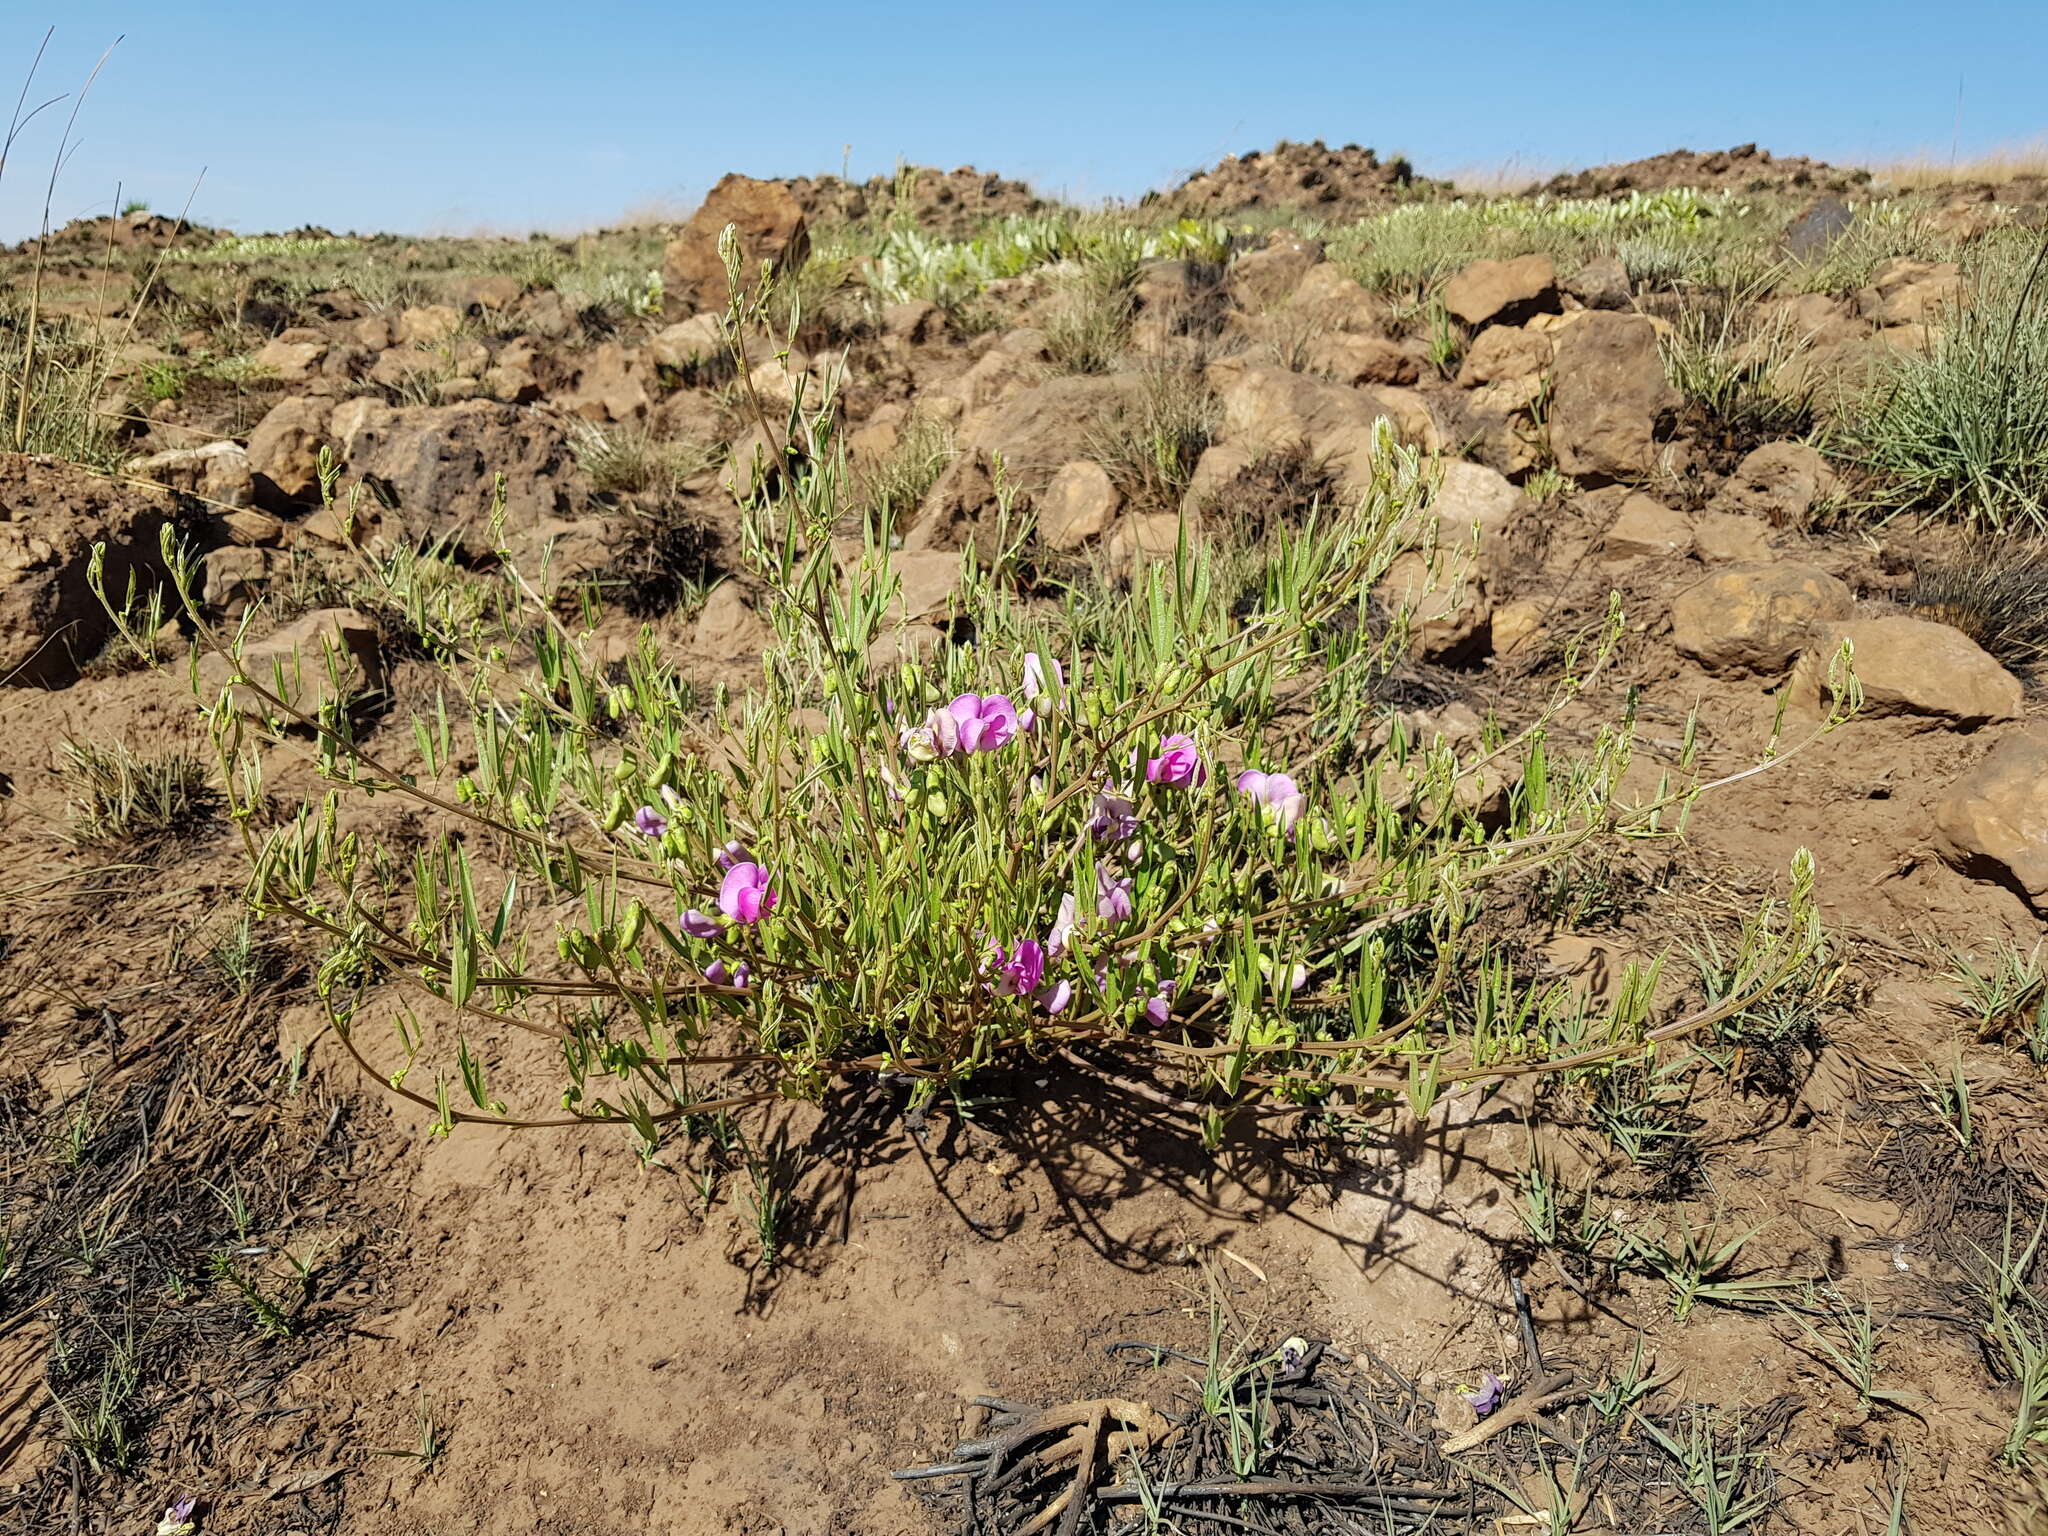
[{"xmin": 3, "ymin": 1, "xmax": 2044, "ymax": 239}]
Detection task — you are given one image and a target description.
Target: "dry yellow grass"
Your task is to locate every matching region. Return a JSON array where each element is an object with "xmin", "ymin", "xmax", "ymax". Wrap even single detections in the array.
[{"xmin": 1860, "ymin": 135, "xmax": 2048, "ymax": 188}]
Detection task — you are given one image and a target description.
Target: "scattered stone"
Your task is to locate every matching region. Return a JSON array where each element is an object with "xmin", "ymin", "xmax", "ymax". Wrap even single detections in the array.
[
  {"xmin": 1794, "ymin": 616, "xmax": 2022, "ymax": 728},
  {"xmin": 1428, "ymin": 459, "xmax": 1524, "ymax": 566},
  {"xmin": 1305, "ymin": 332, "xmax": 1419, "ymax": 387},
  {"xmin": 1038, "ymin": 460, "xmax": 1122, "ymax": 551},
  {"xmin": 1491, "ymin": 597, "xmax": 1545, "ymax": 659},
  {"xmin": 1378, "ymin": 549, "xmax": 1490, "ymax": 664},
  {"xmin": 449, "ymin": 274, "xmax": 525, "ymax": 313},
  {"xmin": 1690, "ymin": 509, "xmax": 1776, "ymax": 564},
  {"xmin": 1936, "ymin": 729, "xmax": 2048, "ymax": 913},
  {"xmin": 1670, "ymin": 562, "xmax": 1855, "ymax": 675},
  {"xmin": 1707, "ymin": 441, "xmax": 1840, "ymax": 525},
  {"xmin": 1441, "ymin": 255, "xmax": 1559, "ymax": 328},
  {"xmin": 252, "ymin": 329, "xmax": 328, "ymax": 383},
  {"xmin": 197, "ymin": 607, "xmax": 386, "ymax": 719},
  {"xmin": 907, "ymin": 374, "xmax": 1143, "ymax": 558},
  {"xmin": 1855, "ymin": 258, "xmax": 1961, "ymax": 328},
  {"xmin": 1783, "ymin": 197, "xmax": 1856, "ymax": 260},
  {"xmin": 888, "ymin": 550, "xmax": 968, "ymax": 624},
  {"xmin": 395, "ymin": 305, "xmax": 462, "ymax": 347},
  {"xmin": 0, "ymin": 454, "xmax": 178, "ymax": 686},
  {"xmin": 246, "ymin": 395, "xmax": 336, "ymax": 507},
  {"xmin": 125, "ymin": 440, "xmax": 255, "ymax": 510},
  {"xmin": 662, "ymin": 174, "xmax": 810, "ymax": 318},
  {"xmin": 1231, "ymin": 230, "xmax": 1326, "ymax": 303},
  {"xmin": 1547, "ymin": 312, "xmax": 1681, "ymax": 481},
  {"xmin": 1107, "ymin": 512, "xmax": 1191, "ymax": 565},
  {"xmin": 1602, "ymin": 494, "xmax": 1692, "ymax": 560},
  {"xmin": 1456, "ymin": 324, "xmax": 1553, "ymax": 388},
  {"xmin": 201, "ymin": 546, "xmax": 273, "ymax": 614},
  {"xmin": 693, "ymin": 580, "xmax": 777, "ymax": 658},
  {"xmin": 1563, "ymin": 255, "xmax": 1632, "ymax": 310}
]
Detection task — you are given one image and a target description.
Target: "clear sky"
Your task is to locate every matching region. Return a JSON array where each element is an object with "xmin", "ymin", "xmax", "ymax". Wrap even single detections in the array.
[{"xmin": 2, "ymin": 1, "xmax": 2044, "ymax": 239}]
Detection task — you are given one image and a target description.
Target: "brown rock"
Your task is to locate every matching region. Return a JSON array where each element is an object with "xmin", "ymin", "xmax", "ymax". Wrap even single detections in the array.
[
  {"xmin": 1457, "ymin": 324, "xmax": 1554, "ymax": 389},
  {"xmin": 692, "ymin": 580, "xmax": 777, "ymax": 658},
  {"xmin": 1548, "ymin": 312, "xmax": 1680, "ymax": 480},
  {"xmin": 0, "ymin": 454, "xmax": 178, "ymax": 686},
  {"xmin": 907, "ymin": 374, "xmax": 1143, "ymax": 558},
  {"xmin": 450, "ymin": 274, "xmax": 526, "ymax": 313},
  {"xmin": 1691, "ymin": 510, "xmax": 1776, "ymax": 564},
  {"xmin": 1706, "ymin": 441, "xmax": 1840, "ymax": 526},
  {"xmin": 1378, "ymin": 549, "xmax": 1489, "ymax": 664},
  {"xmin": 1936, "ymin": 729, "xmax": 2048, "ymax": 912},
  {"xmin": 1209, "ymin": 362, "xmax": 1431, "ymax": 492},
  {"xmin": 126, "ymin": 440, "xmax": 255, "ymax": 510},
  {"xmin": 331, "ymin": 399, "xmax": 586, "ymax": 556},
  {"xmin": 1107, "ymin": 512, "xmax": 1192, "ymax": 565},
  {"xmin": 1306, "ymin": 332, "xmax": 1419, "ymax": 387},
  {"xmin": 556, "ymin": 342, "xmax": 653, "ymax": 422},
  {"xmin": 1795, "ymin": 616, "xmax": 2021, "ymax": 728},
  {"xmin": 201, "ymin": 546, "xmax": 273, "ymax": 614},
  {"xmin": 1855, "ymin": 258, "xmax": 1961, "ymax": 328},
  {"xmin": 1441, "ymin": 255, "xmax": 1558, "ymax": 328},
  {"xmin": 888, "ymin": 550, "xmax": 968, "ymax": 624},
  {"xmin": 662, "ymin": 174, "xmax": 810, "ymax": 317},
  {"xmin": 252, "ymin": 331, "xmax": 328, "ymax": 383},
  {"xmin": 1602, "ymin": 494, "xmax": 1692, "ymax": 560},
  {"xmin": 1670, "ymin": 563, "xmax": 1855, "ymax": 675},
  {"xmin": 395, "ymin": 305, "xmax": 462, "ymax": 347},
  {"xmin": 197, "ymin": 607, "xmax": 386, "ymax": 718},
  {"xmin": 1038, "ymin": 460, "xmax": 1122, "ymax": 550},
  {"xmin": 246, "ymin": 396, "xmax": 337, "ymax": 507},
  {"xmin": 1428, "ymin": 459, "xmax": 1524, "ymax": 567},
  {"xmin": 1563, "ymin": 256, "xmax": 1632, "ymax": 310},
  {"xmin": 1231, "ymin": 230, "xmax": 1327, "ymax": 304}
]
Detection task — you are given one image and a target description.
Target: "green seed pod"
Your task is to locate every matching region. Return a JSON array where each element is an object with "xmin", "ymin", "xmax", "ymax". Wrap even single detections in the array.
[
  {"xmin": 619, "ymin": 900, "xmax": 647, "ymax": 950},
  {"xmin": 601, "ymin": 791, "xmax": 628, "ymax": 831},
  {"xmin": 611, "ymin": 758, "xmax": 635, "ymax": 783},
  {"xmin": 651, "ymin": 752, "xmax": 676, "ymax": 788}
]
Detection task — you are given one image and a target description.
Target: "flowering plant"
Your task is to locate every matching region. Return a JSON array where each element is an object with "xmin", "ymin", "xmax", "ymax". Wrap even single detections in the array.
[{"xmin": 102, "ymin": 284, "xmax": 1845, "ymax": 1154}]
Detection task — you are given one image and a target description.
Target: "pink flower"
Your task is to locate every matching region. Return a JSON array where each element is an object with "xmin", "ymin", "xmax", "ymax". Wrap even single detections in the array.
[
  {"xmin": 1235, "ymin": 769, "xmax": 1307, "ymax": 833},
  {"xmin": 1145, "ymin": 733, "xmax": 1206, "ymax": 788},
  {"xmin": 704, "ymin": 959, "xmax": 751, "ymax": 990},
  {"xmin": 679, "ymin": 908, "xmax": 723, "ymax": 939},
  {"xmin": 1039, "ymin": 978, "xmax": 1073, "ymax": 1015},
  {"xmin": 991, "ymin": 940, "xmax": 1046, "ymax": 997},
  {"xmin": 947, "ymin": 693, "xmax": 1021, "ymax": 754},
  {"xmin": 1143, "ymin": 979, "xmax": 1176, "ymax": 1029},
  {"xmin": 1095, "ymin": 867, "xmax": 1134, "ymax": 924},
  {"xmin": 718, "ymin": 862, "xmax": 776, "ymax": 924},
  {"xmin": 632, "ymin": 805, "xmax": 668, "ymax": 838},
  {"xmin": 1087, "ymin": 791, "xmax": 1139, "ymax": 843},
  {"xmin": 713, "ymin": 840, "xmax": 750, "ymax": 871}
]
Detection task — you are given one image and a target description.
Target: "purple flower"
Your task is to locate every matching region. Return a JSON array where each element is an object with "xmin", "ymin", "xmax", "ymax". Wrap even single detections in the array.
[
  {"xmin": 632, "ymin": 805, "xmax": 668, "ymax": 838},
  {"xmin": 1039, "ymin": 978, "xmax": 1073, "ymax": 1015},
  {"xmin": 1145, "ymin": 733, "xmax": 1206, "ymax": 788},
  {"xmin": 703, "ymin": 960, "xmax": 750, "ymax": 990},
  {"xmin": 992, "ymin": 940, "xmax": 1047, "ymax": 997},
  {"xmin": 948, "ymin": 693, "xmax": 1021, "ymax": 754},
  {"xmin": 1095, "ymin": 867, "xmax": 1134, "ymax": 924},
  {"xmin": 679, "ymin": 908, "xmax": 723, "ymax": 939},
  {"xmin": 156, "ymin": 1499, "xmax": 198, "ymax": 1536},
  {"xmin": 713, "ymin": 840, "xmax": 750, "ymax": 870},
  {"xmin": 718, "ymin": 862, "xmax": 776, "ymax": 924},
  {"xmin": 1462, "ymin": 1372, "xmax": 1505, "ymax": 1417},
  {"xmin": 1236, "ymin": 769, "xmax": 1307, "ymax": 834},
  {"xmin": 1087, "ymin": 791, "xmax": 1139, "ymax": 843},
  {"xmin": 1143, "ymin": 979, "xmax": 1176, "ymax": 1029}
]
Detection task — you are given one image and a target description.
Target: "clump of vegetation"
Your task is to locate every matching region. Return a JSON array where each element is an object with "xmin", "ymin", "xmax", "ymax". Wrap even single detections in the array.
[
  {"xmin": 1844, "ymin": 234, "xmax": 2048, "ymax": 527},
  {"xmin": 58, "ymin": 739, "xmax": 216, "ymax": 848},
  {"xmin": 856, "ymin": 412, "xmax": 954, "ymax": 536},
  {"xmin": 572, "ymin": 422, "xmax": 720, "ymax": 502},
  {"xmin": 1087, "ymin": 365, "xmax": 1218, "ymax": 514},
  {"xmin": 1044, "ymin": 235, "xmax": 1144, "ymax": 374},
  {"xmin": 1906, "ymin": 537, "xmax": 2048, "ymax": 676},
  {"xmin": 1660, "ymin": 286, "xmax": 1816, "ymax": 452}
]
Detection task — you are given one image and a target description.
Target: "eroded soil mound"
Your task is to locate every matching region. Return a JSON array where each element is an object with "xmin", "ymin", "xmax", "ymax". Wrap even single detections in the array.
[{"xmin": 781, "ymin": 165, "xmax": 1051, "ymax": 235}]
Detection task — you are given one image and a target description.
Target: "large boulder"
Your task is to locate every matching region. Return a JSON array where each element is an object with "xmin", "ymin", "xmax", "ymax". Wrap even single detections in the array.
[
  {"xmin": 1038, "ymin": 460, "xmax": 1122, "ymax": 551},
  {"xmin": 126, "ymin": 440, "xmax": 255, "ymax": 511},
  {"xmin": 906, "ymin": 375, "xmax": 1144, "ymax": 557},
  {"xmin": 0, "ymin": 454, "xmax": 180, "ymax": 686},
  {"xmin": 1792, "ymin": 616, "xmax": 2022, "ymax": 729},
  {"xmin": 1441, "ymin": 255, "xmax": 1558, "ymax": 328},
  {"xmin": 662, "ymin": 174, "xmax": 810, "ymax": 317},
  {"xmin": 1547, "ymin": 312, "xmax": 1681, "ymax": 481},
  {"xmin": 1670, "ymin": 563, "xmax": 1855, "ymax": 676},
  {"xmin": 329, "ymin": 399, "xmax": 588, "ymax": 557},
  {"xmin": 1936, "ymin": 729, "xmax": 2048, "ymax": 913}
]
